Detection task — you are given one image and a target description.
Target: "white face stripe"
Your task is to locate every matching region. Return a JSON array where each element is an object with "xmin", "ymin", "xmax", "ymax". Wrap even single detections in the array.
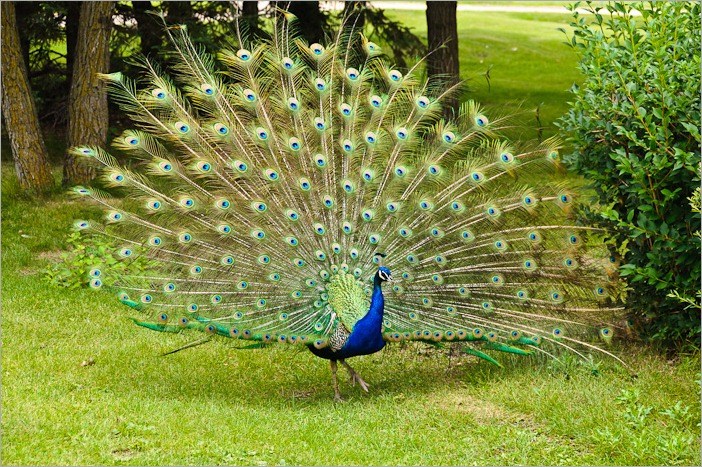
[{"xmin": 378, "ymin": 270, "xmax": 390, "ymax": 281}]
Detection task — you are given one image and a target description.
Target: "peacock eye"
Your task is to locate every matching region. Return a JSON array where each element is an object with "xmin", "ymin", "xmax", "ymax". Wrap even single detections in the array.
[
  {"xmin": 388, "ymin": 70, "xmax": 402, "ymax": 81},
  {"xmin": 243, "ymin": 89, "xmax": 256, "ymax": 101},
  {"xmin": 314, "ymin": 78, "xmax": 326, "ymax": 91},
  {"xmin": 282, "ymin": 57, "xmax": 294, "ymax": 69},
  {"xmin": 475, "ymin": 115, "xmax": 488, "ymax": 127},
  {"xmin": 237, "ymin": 49, "xmax": 251, "ymax": 61},
  {"xmin": 310, "ymin": 43, "xmax": 324, "ymax": 55}
]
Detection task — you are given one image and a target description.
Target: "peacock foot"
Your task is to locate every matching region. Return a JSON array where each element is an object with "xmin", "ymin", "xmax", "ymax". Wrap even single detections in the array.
[
  {"xmin": 349, "ymin": 372, "xmax": 369, "ymax": 392},
  {"xmin": 340, "ymin": 359, "xmax": 369, "ymax": 393}
]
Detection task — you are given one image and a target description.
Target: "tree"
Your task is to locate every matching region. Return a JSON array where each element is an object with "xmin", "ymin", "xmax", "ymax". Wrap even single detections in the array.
[
  {"xmin": 132, "ymin": 1, "xmax": 162, "ymax": 57},
  {"xmin": 241, "ymin": 1, "xmax": 262, "ymax": 38},
  {"xmin": 282, "ymin": 1, "xmax": 326, "ymax": 43},
  {"xmin": 343, "ymin": 1, "xmax": 366, "ymax": 30},
  {"xmin": 64, "ymin": 1, "xmax": 82, "ymax": 93},
  {"xmin": 1, "ymin": 1, "xmax": 55, "ymax": 191},
  {"xmin": 64, "ymin": 1, "xmax": 114, "ymax": 186},
  {"xmin": 426, "ymin": 1, "xmax": 460, "ymax": 118}
]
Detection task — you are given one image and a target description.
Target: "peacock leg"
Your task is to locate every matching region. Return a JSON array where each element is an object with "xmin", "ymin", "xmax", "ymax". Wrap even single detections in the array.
[
  {"xmin": 339, "ymin": 359, "xmax": 369, "ymax": 392},
  {"xmin": 330, "ymin": 360, "xmax": 343, "ymax": 401}
]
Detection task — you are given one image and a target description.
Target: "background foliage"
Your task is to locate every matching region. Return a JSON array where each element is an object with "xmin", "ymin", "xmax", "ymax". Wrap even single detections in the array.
[{"xmin": 557, "ymin": 1, "xmax": 701, "ymax": 346}]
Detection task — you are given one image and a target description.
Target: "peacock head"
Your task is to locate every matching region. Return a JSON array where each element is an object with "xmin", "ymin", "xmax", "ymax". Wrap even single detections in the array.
[{"xmin": 376, "ymin": 267, "xmax": 393, "ymax": 283}]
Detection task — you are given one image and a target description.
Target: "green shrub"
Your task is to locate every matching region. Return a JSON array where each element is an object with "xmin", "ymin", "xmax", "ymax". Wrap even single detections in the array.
[{"xmin": 557, "ymin": 1, "xmax": 701, "ymax": 345}]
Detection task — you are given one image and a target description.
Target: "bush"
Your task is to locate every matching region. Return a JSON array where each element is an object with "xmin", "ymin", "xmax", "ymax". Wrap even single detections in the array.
[{"xmin": 558, "ymin": 1, "xmax": 701, "ymax": 345}]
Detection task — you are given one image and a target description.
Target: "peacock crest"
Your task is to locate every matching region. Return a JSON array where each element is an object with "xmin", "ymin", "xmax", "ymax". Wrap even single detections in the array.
[{"xmin": 71, "ymin": 11, "xmax": 627, "ymax": 398}]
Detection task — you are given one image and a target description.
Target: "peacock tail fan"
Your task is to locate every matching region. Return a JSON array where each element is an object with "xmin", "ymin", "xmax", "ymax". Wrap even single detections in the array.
[{"xmin": 72, "ymin": 10, "xmax": 628, "ymax": 370}]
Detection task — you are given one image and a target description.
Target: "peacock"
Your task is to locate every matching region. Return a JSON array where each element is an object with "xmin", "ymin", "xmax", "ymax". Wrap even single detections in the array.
[{"xmin": 71, "ymin": 10, "xmax": 627, "ymax": 400}]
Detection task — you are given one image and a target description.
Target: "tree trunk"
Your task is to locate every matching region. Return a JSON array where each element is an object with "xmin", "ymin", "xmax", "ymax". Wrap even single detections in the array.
[
  {"xmin": 63, "ymin": 1, "xmax": 114, "ymax": 186},
  {"xmin": 1, "ymin": 1, "xmax": 55, "ymax": 191},
  {"xmin": 426, "ymin": 1, "xmax": 460, "ymax": 119},
  {"xmin": 133, "ymin": 1, "xmax": 161, "ymax": 57},
  {"xmin": 285, "ymin": 1, "xmax": 324, "ymax": 43},
  {"xmin": 166, "ymin": 1, "xmax": 193, "ymax": 25},
  {"xmin": 343, "ymin": 1, "xmax": 366, "ymax": 30},
  {"xmin": 242, "ymin": 1, "xmax": 261, "ymax": 38},
  {"xmin": 14, "ymin": 2, "xmax": 40, "ymax": 71},
  {"xmin": 65, "ymin": 1, "xmax": 82, "ymax": 89}
]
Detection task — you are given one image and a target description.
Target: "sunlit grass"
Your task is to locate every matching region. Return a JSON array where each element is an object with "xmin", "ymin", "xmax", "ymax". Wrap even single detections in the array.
[
  {"xmin": 2, "ymin": 163, "xmax": 700, "ymax": 465},
  {"xmin": 381, "ymin": 9, "xmax": 581, "ymax": 141}
]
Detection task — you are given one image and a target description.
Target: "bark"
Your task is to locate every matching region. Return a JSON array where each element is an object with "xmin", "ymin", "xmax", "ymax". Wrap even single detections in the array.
[
  {"xmin": 64, "ymin": 1, "xmax": 114, "ymax": 185},
  {"xmin": 426, "ymin": 1, "xmax": 460, "ymax": 118},
  {"xmin": 242, "ymin": 1, "xmax": 261, "ymax": 38},
  {"xmin": 133, "ymin": 1, "xmax": 161, "ymax": 57},
  {"xmin": 285, "ymin": 1, "xmax": 324, "ymax": 43},
  {"xmin": 1, "ymin": 1, "xmax": 55, "ymax": 191},
  {"xmin": 65, "ymin": 1, "xmax": 82, "ymax": 87},
  {"xmin": 14, "ymin": 1, "xmax": 40, "ymax": 70}
]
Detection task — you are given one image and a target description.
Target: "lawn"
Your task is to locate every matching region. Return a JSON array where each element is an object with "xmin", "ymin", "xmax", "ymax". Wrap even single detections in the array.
[
  {"xmin": 383, "ymin": 8, "xmax": 583, "ymax": 141},
  {"xmin": 2, "ymin": 171, "xmax": 700, "ymax": 464},
  {"xmin": 2, "ymin": 8, "xmax": 700, "ymax": 466}
]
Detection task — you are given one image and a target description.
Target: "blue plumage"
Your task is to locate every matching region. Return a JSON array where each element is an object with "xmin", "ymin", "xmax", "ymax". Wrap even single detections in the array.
[{"xmin": 308, "ymin": 267, "xmax": 390, "ymax": 398}]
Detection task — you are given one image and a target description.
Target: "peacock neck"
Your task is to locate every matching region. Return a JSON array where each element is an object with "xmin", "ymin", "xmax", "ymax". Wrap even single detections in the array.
[{"xmin": 369, "ymin": 275, "xmax": 385, "ymax": 321}]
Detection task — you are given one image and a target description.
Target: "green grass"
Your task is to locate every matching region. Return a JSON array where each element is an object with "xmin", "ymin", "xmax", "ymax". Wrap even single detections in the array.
[
  {"xmin": 3, "ymin": 10, "xmax": 700, "ymax": 466},
  {"xmin": 382, "ymin": 9, "xmax": 582, "ymax": 140},
  {"xmin": 2, "ymin": 162, "xmax": 700, "ymax": 465}
]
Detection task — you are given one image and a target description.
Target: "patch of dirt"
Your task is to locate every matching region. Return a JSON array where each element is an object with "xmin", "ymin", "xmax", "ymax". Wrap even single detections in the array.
[
  {"xmin": 18, "ymin": 267, "xmax": 41, "ymax": 276},
  {"xmin": 37, "ymin": 250, "xmax": 65, "ymax": 261},
  {"xmin": 111, "ymin": 448, "xmax": 135, "ymax": 460},
  {"xmin": 433, "ymin": 392, "xmax": 509, "ymax": 419},
  {"xmin": 430, "ymin": 392, "xmax": 544, "ymax": 431}
]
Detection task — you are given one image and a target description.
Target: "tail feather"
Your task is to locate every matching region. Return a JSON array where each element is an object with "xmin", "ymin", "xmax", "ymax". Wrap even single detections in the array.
[{"xmin": 73, "ymin": 13, "xmax": 627, "ymax": 370}]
